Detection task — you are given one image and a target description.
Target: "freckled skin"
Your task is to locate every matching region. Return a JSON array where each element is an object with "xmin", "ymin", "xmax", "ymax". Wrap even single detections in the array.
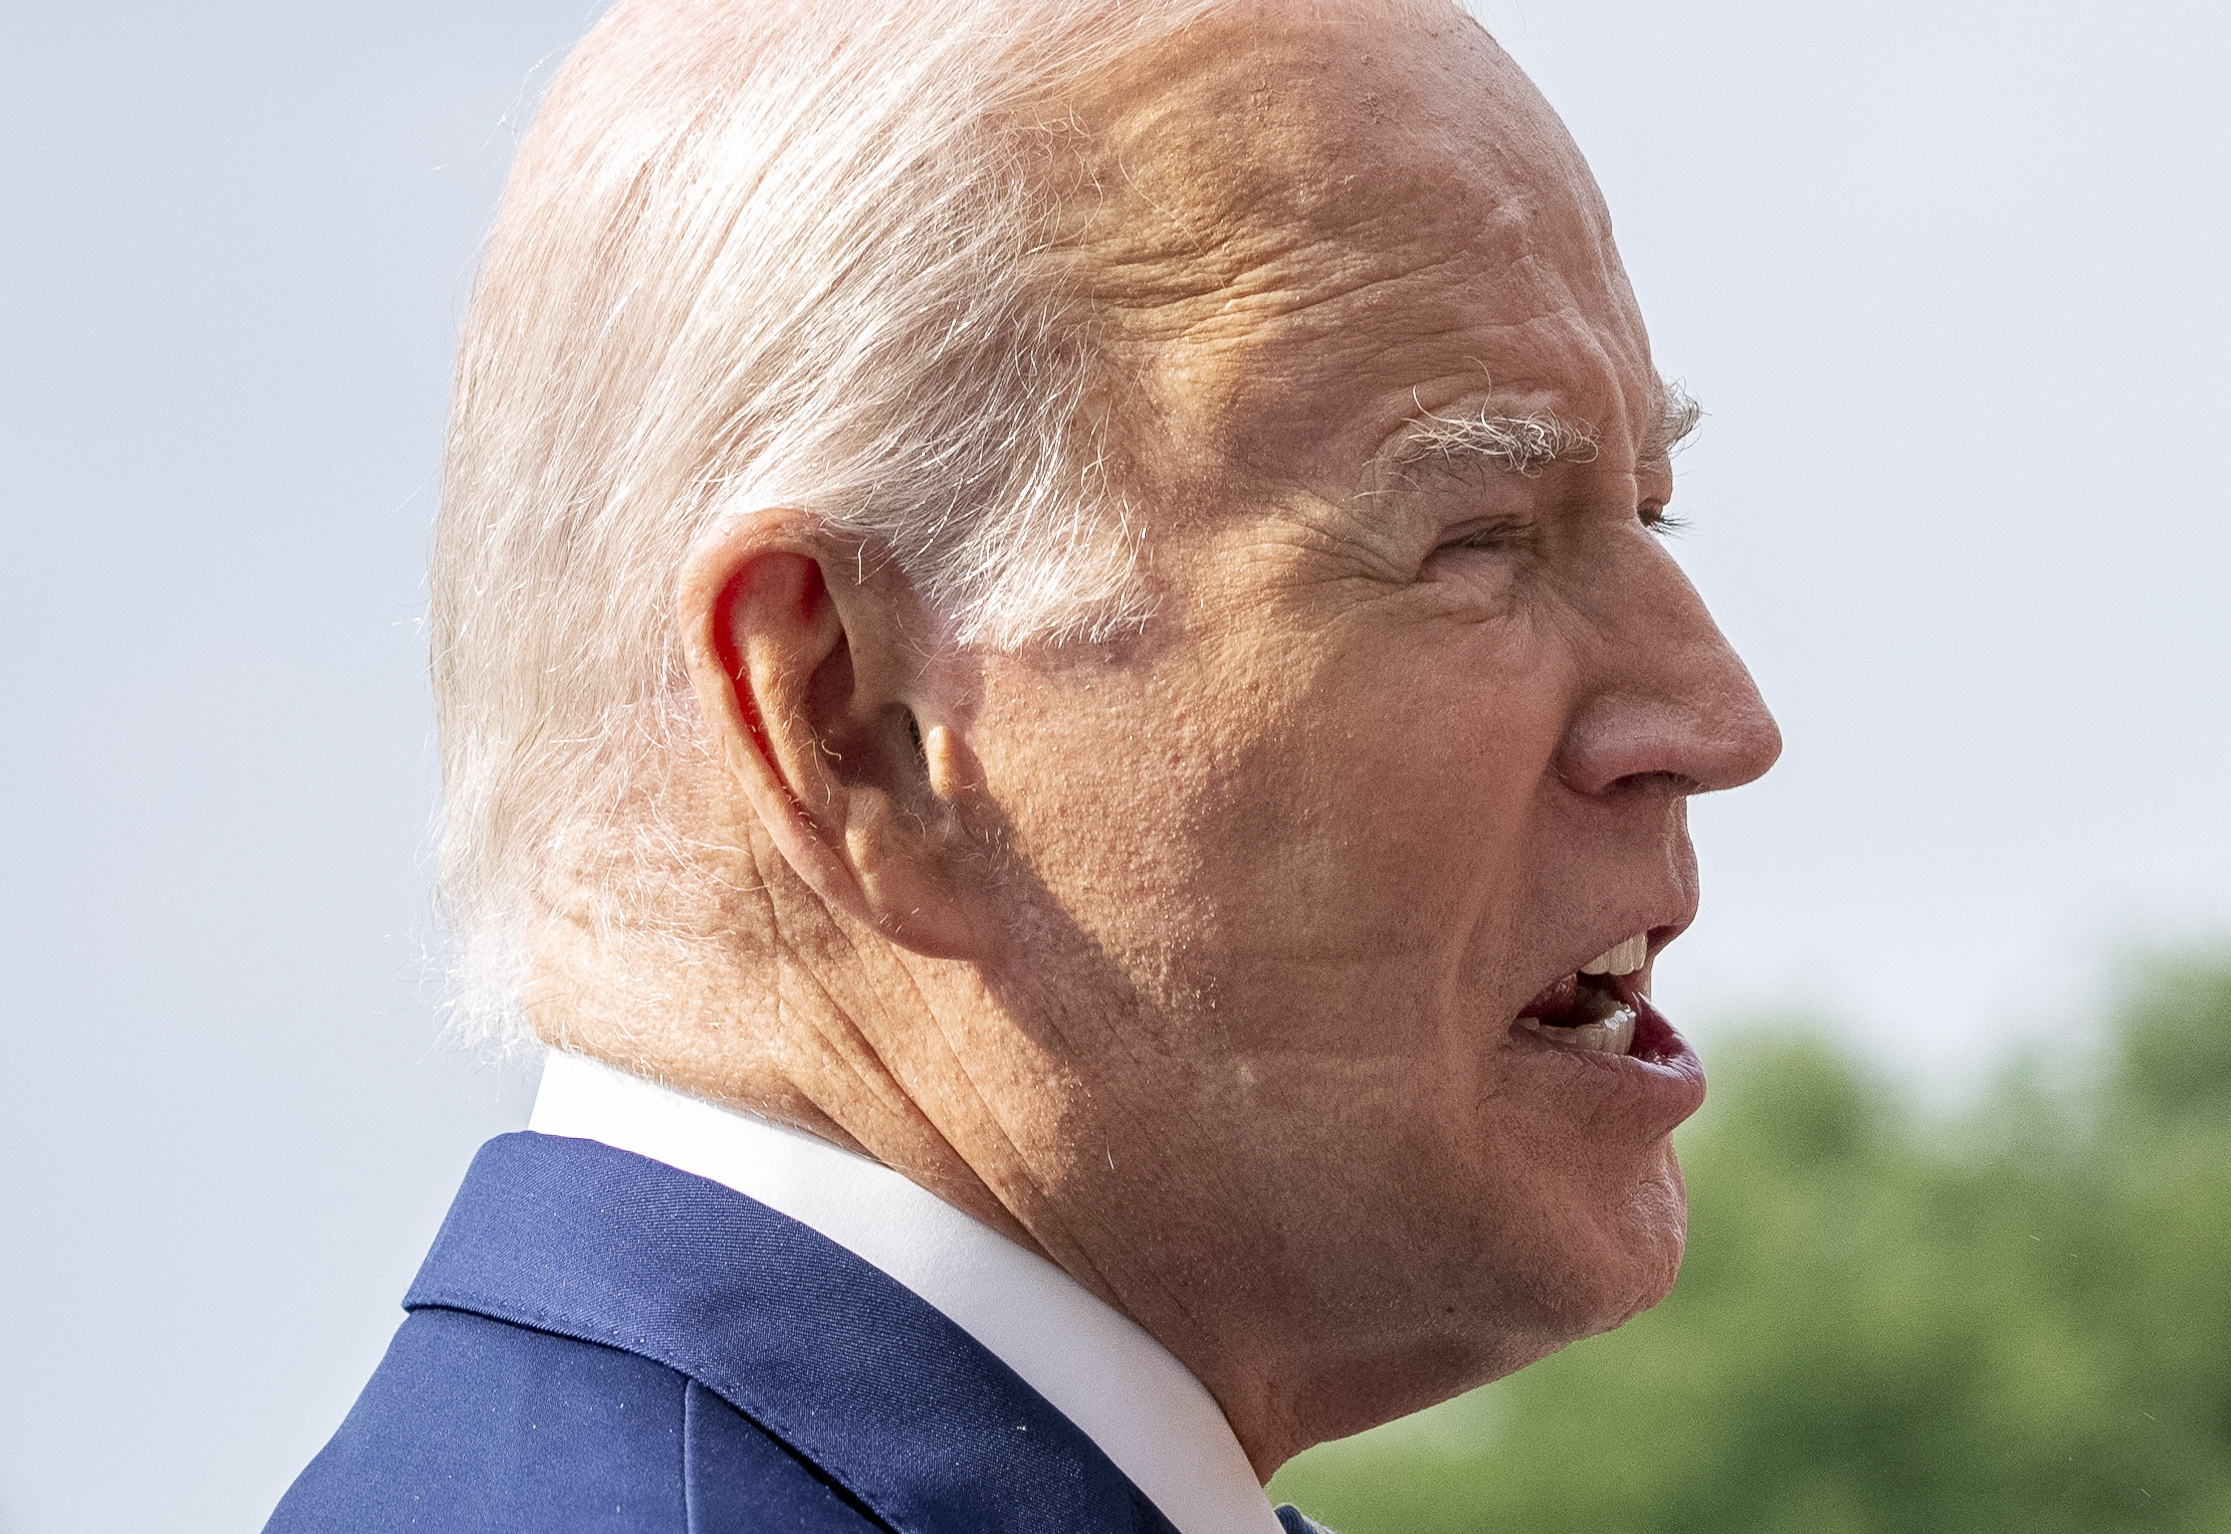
[{"xmin": 624, "ymin": 3, "xmax": 1781, "ymax": 1481}]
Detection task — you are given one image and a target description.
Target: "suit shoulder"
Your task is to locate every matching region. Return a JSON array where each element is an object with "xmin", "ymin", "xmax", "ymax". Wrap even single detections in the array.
[{"xmin": 265, "ymin": 1307, "xmax": 887, "ymax": 1534}]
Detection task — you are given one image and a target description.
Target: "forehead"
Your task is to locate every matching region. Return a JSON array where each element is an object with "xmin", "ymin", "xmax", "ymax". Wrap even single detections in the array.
[{"xmin": 1054, "ymin": 11, "xmax": 1657, "ymax": 486}]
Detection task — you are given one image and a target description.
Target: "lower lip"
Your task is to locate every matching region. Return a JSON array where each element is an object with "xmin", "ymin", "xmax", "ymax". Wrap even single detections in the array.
[{"xmin": 1505, "ymin": 984, "xmax": 1706, "ymax": 1137}]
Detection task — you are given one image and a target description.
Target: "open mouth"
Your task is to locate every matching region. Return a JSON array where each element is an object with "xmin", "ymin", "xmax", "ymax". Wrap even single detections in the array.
[{"xmin": 1515, "ymin": 933, "xmax": 1658, "ymax": 1058}]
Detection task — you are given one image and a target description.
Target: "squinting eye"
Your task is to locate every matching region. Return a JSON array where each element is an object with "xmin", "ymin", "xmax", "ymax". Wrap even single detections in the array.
[
  {"xmin": 1437, "ymin": 517, "xmax": 1530, "ymax": 553},
  {"xmin": 1640, "ymin": 502, "xmax": 1689, "ymax": 536}
]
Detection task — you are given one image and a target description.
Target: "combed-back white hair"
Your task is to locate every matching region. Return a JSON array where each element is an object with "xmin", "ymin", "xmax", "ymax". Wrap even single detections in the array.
[
  {"xmin": 431, "ymin": 0, "xmax": 1238, "ymax": 1050},
  {"xmin": 432, "ymin": 0, "xmax": 1473, "ymax": 1051}
]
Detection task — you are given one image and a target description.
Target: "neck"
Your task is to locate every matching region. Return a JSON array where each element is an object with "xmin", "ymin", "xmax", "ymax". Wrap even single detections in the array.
[
  {"xmin": 523, "ymin": 909, "xmax": 1321, "ymax": 1480},
  {"xmin": 525, "ymin": 910, "xmax": 1051, "ymax": 1260}
]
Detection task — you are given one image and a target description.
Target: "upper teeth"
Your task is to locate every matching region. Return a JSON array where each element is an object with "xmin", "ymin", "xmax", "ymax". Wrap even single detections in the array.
[{"xmin": 1580, "ymin": 934, "xmax": 1649, "ymax": 977}]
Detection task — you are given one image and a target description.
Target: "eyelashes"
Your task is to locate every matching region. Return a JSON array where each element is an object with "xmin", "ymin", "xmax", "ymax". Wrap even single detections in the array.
[
  {"xmin": 1436, "ymin": 503, "xmax": 1691, "ymax": 555},
  {"xmin": 1437, "ymin": 518, "xmax": 1533, "ymax": 553}
]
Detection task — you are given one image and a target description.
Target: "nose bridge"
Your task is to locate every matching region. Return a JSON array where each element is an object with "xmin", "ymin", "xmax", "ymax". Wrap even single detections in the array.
[{"xmin": 1558, "ymin": 544, "xmax": 1781, "ymax": 798}]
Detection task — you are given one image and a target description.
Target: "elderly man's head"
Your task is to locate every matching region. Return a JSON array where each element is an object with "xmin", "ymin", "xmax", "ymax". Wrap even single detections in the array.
[{"xmin": 430, "ymin": 0, "xmax": 1779, "ymax": 1472}]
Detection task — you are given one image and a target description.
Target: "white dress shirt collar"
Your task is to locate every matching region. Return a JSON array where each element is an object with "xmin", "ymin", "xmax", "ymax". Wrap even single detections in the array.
[{"xmin": 529, "ymin": 1049, "xmax": 1283, "ymax": 1534}]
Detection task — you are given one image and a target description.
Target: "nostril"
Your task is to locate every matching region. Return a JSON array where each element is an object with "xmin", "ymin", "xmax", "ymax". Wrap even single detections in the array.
[{"xmin": 1609, "ymin": 769, "xmax": 1702, "ymax": 798}]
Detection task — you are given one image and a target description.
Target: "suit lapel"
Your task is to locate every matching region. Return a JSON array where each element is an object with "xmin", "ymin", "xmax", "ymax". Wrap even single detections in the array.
[{"xmin": 407, "ymin": 1132, "xmax": 1180, "ymax": 1534}]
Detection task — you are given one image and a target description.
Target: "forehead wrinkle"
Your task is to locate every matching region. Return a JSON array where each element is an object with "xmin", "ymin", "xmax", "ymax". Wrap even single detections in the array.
[
  {"xmin": 1041, "ymin": 10, "xmax": 1650, "ymax": 496},
  {"xmin": 1098, "ymin": 247, "xmax": 1482, "ymax": 363},
  {"xmin": 1061, "ymin": 87, "xmax": 1525, "ymax": 351},
  {"xmin": 1084, "ymin": 171, "xmax": 1532, "ymax": 343},
  {"xmin": 1048, "ymin": 14, "xmax": 1543, "ymax": 317},
  {"xmin": 1081, "ymin": 206, "xmax": 1557, "ymax": 452}
]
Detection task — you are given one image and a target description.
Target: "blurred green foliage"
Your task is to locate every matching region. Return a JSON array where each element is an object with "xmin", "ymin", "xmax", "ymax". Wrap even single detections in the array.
[{"xmin": 1269, "ymin": 952, "xmax": 2231, "ymax": 1533}]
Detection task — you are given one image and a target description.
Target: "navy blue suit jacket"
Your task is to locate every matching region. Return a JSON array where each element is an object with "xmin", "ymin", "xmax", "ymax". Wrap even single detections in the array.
[{"xmin": 266, "ymin": 1132, "xmax": 1325, "ymax": 1533}]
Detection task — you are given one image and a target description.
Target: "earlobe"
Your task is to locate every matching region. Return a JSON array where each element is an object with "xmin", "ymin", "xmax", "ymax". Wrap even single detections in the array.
[{"xmin": 675, "ymin": 513, "xmax": 991, "ymax": 962}]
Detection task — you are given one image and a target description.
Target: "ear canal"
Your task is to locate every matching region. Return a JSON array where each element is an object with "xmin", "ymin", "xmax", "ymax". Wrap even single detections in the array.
[{"xmin": 904, "ymin": 710, "xmax": 925, "ymax": 762}]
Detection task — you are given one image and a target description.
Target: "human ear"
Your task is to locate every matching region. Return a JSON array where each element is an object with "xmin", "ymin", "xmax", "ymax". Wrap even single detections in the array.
[{"xmin": 676, "ymin": 511, "xmax": 988, "ymax": 960}]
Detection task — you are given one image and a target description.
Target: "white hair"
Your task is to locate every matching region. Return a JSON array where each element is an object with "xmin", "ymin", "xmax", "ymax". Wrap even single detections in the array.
[
  {"xmin": 431, "ymin": 0, "xmax": 1474, "ymax": 1052},
  {"xmin": 1399, "ymin": 405, "xmax": 1601, "ymax": 475},
  {"xmin": 1395, "ymin": 381, "xmax": 1700, "ymax": 476}
]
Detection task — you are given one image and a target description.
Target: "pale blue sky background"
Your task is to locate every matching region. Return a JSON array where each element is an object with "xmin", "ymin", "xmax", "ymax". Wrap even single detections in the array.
[{"xmin": 1, "ymin": 3, "xmax": 2225, "ymax": 1530}]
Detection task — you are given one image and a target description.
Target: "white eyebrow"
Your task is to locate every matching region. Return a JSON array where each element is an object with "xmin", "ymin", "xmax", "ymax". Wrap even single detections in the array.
[
  {"xmin": 1654, "ymin": 381, "xmax": 1703, "ymax": 459},
  {"xmin": 1394, "ymin": 379, "xmax": 1704, "ymax": 476},
  {"xmin": 1396, "ymin": 405, "xmax": 1599, "ymax": 475}
]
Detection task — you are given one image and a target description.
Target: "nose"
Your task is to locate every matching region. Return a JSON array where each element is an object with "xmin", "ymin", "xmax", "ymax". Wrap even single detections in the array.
[{"xmin": 1553, "ymin": 559, "xmax": 1782, "ymax": 800}]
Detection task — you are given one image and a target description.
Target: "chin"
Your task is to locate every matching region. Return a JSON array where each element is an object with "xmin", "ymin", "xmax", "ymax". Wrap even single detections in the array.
[
  {"xmin": 1492, "ymin": 1143, "xmax": 1693, "ymax": 1351},
  {"xmin": 1275, "ymin": 1155, "xmax": 1691, "ymax": 1457}
]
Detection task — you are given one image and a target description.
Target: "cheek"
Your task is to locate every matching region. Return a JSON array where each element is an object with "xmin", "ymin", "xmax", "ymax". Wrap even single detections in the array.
[
  {"xmin": 1198, "ymin": 630, "xmax": 1568, "ymax": 966},
  {"xmin": 956, "ymin": 658, "xmax": 1259, "ymax": 1017},
  {"xmin": 961, "ymin": 611, "xmax": 1571, "ymax": 1080}
]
